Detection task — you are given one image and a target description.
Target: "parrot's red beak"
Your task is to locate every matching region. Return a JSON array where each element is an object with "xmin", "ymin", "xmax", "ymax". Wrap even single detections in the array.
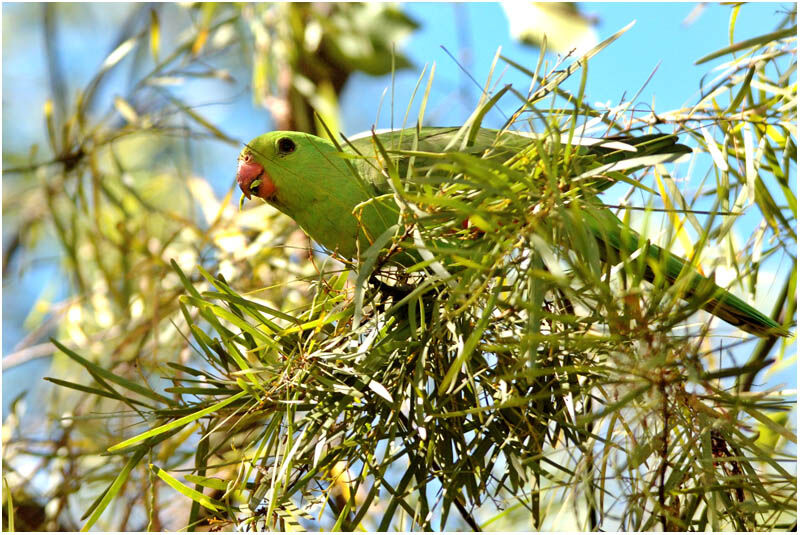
[{"xmin": 237, "ymin": 153, "xmax": 276, "ymax": 200}]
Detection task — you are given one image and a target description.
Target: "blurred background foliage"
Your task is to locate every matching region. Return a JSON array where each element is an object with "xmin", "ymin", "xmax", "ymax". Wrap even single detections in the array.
[{"xmin": 2, "ymin": 2, "xmax": 796, "ymax": 531}]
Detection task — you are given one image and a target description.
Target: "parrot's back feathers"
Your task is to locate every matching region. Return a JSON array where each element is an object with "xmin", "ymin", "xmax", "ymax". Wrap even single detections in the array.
[{"xmin": 347, "ymin": 127, "xmax": 691, "ymax": 159}]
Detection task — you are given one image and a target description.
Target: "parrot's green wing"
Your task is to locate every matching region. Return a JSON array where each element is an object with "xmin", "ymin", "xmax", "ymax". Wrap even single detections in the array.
[
  {"xmin": 237, "ymin": 128, "xmax": 789, "ymax": 337},
  {"xmin": 346, "ymin": 127, "xmax": 691, "ymax": 191}
]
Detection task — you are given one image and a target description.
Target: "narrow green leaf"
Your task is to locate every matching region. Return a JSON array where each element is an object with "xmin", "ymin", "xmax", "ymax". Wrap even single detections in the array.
[
  {"xmin": 81, "ymin": 446, "xmax": 148, "ymax": 531},
  {"xmin": 696, "ymin": 27, "xmax": 796, "ymax": 64},
  {"xmin": 466, "ymin": 84, "xmax": 512, "ymax": 147},
  {"xmin": 741, "ymin": 405, "xmax": 797, "ymax": 444},
  {"xmin": 439, "ymin": 284, "xmax": 500, "ymax": 395},
  {"xmin": 184, "ymin": 474, "xmax": 229, "ymax": 491},
  {"xmin": 164, "ymin": 93, "xmax": 238, "ymax": 145},
  {"xmin": 101, "ymin": 36, "xmax": 137, "ymax": 71},
  {"xmin": 149, "ymin": 8, "xmax": 160, "ymax": 63},
  {"xmin": 44, "ymin": 377, "xmax": 156, "ymax": 409},
  {"xmin": 725, "ymin": 65, "xmax": 756, "ymax": 113},
  {"xmin": 151, "ymin": 464, "xmax": 222, "ymax": 512},
  {"xmin": 108, "ymin": 390, "xmax": 248, "ymax": 451},
  {"xmin": 51, "ymin": 338, "xmax": 172, "ymax": 405},
  {"xmin": 4, "ymin": 477, "xmax": 14, "ymax": 532}
]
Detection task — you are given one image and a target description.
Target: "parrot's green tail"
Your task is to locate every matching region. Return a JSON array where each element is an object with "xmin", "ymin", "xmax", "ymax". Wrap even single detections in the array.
[
  {"xmin": 585, "ymin": 207, "xmax": 791, "ymax": 338},
  {"xmin": 685, "ymin": 272, "xmax": 791, "ymax": 337}
]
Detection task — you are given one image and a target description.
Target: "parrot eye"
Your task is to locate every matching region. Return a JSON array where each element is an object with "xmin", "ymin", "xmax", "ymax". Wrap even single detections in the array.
[{"xmin": 277, "ymin": 137, "xmax": 296, "ymax": 155}]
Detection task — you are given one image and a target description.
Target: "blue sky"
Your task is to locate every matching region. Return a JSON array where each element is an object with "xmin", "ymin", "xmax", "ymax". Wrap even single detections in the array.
[
  {"xmin": 343, "ymin": 3, "xmax": 793, "ymax": 132},
  {"xmin": 3, "ymin": 3, "xmax": 796, "ymax": 410},
  {"xmin": 4, "ymin": 3, "xmax": 793, "ymax": 170}
]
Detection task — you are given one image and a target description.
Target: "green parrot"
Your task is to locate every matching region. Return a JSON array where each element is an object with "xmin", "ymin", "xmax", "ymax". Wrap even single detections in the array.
[{"xmin": 236, "ymin": 127, "xmax": 790, "ymax": 337}]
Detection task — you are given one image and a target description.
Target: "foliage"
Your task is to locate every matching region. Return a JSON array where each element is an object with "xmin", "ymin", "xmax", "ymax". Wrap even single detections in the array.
[
  {"xmin": 2, "ymin": 2, "xmax": 796, "ymax": 532},
  {"xmin": 250, "ymin": 2, "xmax": 417, "ymax": 133}
]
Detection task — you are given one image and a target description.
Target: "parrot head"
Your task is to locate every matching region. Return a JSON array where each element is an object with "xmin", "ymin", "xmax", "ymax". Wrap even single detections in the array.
[
  {"xmin": 236, "ymin": 131, "xmax": 389, "ymax": 258},
  {"xmin": 238, "ymin": 131, "xmax": 341, "ymax": 203}
]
